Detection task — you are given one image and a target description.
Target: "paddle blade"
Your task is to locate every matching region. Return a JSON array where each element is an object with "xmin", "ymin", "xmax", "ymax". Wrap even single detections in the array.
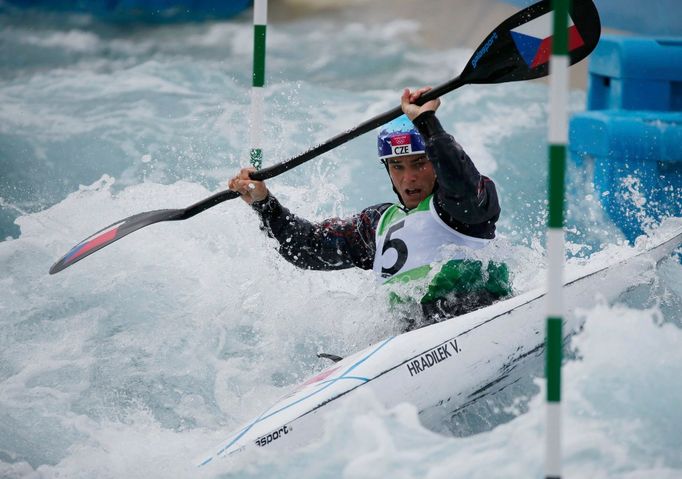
[
  {"xmin": 460, "ymin": 0, "xmax": 600, "ymax": 85},
  {"xmin": 49, "ymin": 208, "xmax": 182, "ymax": 274}
]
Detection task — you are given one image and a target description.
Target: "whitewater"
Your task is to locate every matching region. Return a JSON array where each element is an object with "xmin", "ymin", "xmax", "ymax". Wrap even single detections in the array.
[{"xmin": 1, "ymin": 5, "xmax": 681, "ymax": 479}]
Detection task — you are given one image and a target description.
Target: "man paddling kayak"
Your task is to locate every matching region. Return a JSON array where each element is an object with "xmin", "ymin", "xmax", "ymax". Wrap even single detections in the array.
[{"xmin": 229, "ymin": 87, "xmax": 510, "ymax": 330}]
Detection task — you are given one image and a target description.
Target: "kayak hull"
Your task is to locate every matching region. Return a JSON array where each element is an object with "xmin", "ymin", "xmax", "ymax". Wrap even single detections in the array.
[{"xmin": 198, "ymin": 223, "xmax": 682, "ymax": 467}]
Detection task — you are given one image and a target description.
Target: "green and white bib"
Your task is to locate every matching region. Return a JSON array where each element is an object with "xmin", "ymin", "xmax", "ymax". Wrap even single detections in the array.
[{"xmin": 372, "ymin": 195, "xmax": 490, "ymax": 284}]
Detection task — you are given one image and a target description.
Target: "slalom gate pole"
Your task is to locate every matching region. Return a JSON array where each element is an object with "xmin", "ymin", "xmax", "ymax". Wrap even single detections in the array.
[
  {"xmin": 250, "ymin": 0, "xmax": 268, "ymax": 169},
  {"xmin": 546, "ymin": 1, "xmax": 570, "ymax": 478}
]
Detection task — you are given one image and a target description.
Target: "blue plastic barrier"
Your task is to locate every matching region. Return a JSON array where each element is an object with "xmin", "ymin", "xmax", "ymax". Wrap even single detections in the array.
[{"xmin": 570, "ymin": 35, "xmax": 682, "ymax": 243}]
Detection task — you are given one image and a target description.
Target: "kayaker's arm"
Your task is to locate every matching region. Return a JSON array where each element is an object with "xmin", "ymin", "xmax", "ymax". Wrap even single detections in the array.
[
  {"xmin": 413, "ymin": 111, "xmax": 500, "ymax": 239},
  {"xmin": 250, "ymin": 194, "xmax": 389, "ymax": 271}
]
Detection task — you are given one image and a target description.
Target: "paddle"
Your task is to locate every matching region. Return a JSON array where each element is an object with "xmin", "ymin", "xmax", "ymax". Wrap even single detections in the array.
[{"xmin": 49, "ymin": 0, "xmax": 601, "ymax": 274}]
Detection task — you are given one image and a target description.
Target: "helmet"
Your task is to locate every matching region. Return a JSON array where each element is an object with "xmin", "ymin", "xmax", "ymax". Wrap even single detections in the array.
[
  {"xmin": 377, "ymin": 115, "xmax": 433, "ymax": 207},
  {"xmin": 377, "ymin": 115, "xmax": 426, "ymax": 161}
]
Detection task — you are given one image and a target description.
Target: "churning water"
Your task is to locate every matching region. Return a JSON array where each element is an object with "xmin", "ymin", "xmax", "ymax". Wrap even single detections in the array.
[{"xmin": 1, "ymin": 5, "xmax": 681, "ymax": 478}]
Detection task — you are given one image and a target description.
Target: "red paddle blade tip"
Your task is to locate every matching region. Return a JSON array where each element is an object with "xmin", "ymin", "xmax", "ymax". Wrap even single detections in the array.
[{"xmin": 49, "ymin": 221, "xmax": 124, "ymax": 274}]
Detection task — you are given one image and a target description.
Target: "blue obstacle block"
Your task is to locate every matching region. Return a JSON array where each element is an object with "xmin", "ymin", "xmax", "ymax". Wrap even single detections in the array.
[
  {"xmin": 587, "ymin": 36, "xmax": 682, "ymax": 112},
  {"xmin": 570, "ymin": 35, "xmax": 682, "ymax": 244}
]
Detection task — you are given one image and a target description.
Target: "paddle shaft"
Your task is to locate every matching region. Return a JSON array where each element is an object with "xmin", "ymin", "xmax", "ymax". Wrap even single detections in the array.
[
  {"xmin": 182, "ymin": 76, "xmax": 465, "ymax": 219},
  {"xmin": 251, "ymin": 77, "xmax": 465, "ymax": 181}
]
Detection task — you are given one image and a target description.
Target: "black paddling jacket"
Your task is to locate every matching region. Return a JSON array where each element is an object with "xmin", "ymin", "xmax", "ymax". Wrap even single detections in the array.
[{"xmin": 250, "ymin": 111, "xmax": 501, "ymax": 271}]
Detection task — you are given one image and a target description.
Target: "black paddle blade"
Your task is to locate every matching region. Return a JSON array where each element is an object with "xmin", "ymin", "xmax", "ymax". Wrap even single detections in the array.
[
  {"xmin": 460, "ymin": 0, "xmax": 601, "ymax": 85},
  {"xmin": 49, "ymin": 189, "xmax": 241, "ymax": 274},
  {"xmin": 49, "ymin": 208, "xmax": 183, "ymax": 274}
]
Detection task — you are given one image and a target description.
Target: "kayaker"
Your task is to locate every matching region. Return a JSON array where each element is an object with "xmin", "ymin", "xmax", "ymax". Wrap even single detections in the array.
[{"xmin": 228, "ymin": 87, "xmax": 510, "ymax": 330}]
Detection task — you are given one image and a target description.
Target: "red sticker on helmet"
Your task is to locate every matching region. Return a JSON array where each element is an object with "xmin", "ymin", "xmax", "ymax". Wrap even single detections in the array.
[{"xmin": 390, "ymin": 134, "xmax": 411, "ymax": 146}]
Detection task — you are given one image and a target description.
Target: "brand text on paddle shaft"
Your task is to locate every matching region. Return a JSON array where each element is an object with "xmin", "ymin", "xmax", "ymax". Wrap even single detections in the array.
[
  {"xmin": 406, "ymin": 340, "xmax": 460, "ymax": 377},
  {"xmin": 472, "ymin": 32, "xmax": 498, "ymax": 69}
]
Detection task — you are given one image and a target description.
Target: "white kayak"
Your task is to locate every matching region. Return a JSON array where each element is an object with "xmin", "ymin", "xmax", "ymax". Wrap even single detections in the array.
[{"xmin": 198, "ymin": 222, "xmax": 682, "ymax": 468}]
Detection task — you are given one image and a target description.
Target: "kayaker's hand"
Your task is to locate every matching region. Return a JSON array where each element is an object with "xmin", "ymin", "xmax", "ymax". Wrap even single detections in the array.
[
  {"xmin": 401, "ymin": 86, "xmax": 441, "ymax": 121},
  {"xmin": 228, "ymin": 167, "xmax": 269, "ymax": 205}
]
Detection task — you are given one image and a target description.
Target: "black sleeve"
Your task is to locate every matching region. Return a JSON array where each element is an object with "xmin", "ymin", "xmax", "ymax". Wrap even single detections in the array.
[
  {"xmin": 413, "ymin": 110, "xmax": 501, "ymax": 239},
  {"xmin": 250, "ymin": 194, "xmax": 390, "ymax": 271}
]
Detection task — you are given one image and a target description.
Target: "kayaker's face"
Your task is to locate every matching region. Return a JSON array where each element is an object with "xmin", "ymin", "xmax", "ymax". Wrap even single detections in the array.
[{"xmin": 387, "ymin": 154, "xmax": 436, "ymax": 209}]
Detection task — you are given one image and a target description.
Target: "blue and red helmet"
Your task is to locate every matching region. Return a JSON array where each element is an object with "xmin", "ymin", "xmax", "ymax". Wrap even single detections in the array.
[{"xmin": 377, "ymin": 115, "xmax": 426, "ymax": 161}]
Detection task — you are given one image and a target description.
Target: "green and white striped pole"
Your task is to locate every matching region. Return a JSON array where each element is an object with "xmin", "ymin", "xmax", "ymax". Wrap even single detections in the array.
[
  {"xmin": 250, "ymin": 0, "xmax": 267, "ymax": 169},
  {"xmin": 546, "ymin": 1, "xmax": 570, "ymax": 478}
]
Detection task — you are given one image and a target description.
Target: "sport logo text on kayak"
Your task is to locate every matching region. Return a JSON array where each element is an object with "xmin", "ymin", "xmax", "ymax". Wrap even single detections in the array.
[
  {"xmin": 255, "ymin": 425, "xmax": 290, "ymax": 447},
  {"xmin": 406, "ymin": 340, "xmax": 460, "ymax": 377}
]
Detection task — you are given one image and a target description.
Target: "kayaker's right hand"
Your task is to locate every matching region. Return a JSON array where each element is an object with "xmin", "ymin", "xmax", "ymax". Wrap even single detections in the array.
[
  {"xmin": 228, "ymin": 167, "xmax": 269, "ymax": 205},
  {"xmin": 401, "ymin": 86, "xmax": 440, "ymax": 121}
]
